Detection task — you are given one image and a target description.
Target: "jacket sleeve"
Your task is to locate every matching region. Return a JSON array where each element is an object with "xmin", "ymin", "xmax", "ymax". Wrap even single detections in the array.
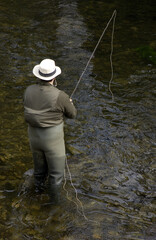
[{"xmin": 57, "ymin": 91, "xmax": 77, "ymax": 119}]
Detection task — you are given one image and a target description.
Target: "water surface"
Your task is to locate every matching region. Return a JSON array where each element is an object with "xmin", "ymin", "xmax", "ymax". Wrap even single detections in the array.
[{"xmin": 0, "ymin": 0, "xmax": 155, "ymax": 239}]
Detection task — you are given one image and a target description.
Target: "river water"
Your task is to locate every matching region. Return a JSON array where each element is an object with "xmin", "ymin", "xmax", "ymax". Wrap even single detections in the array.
[{"xmin": 0, "ymin": 0, "xmax": 155, "ymax": 239}]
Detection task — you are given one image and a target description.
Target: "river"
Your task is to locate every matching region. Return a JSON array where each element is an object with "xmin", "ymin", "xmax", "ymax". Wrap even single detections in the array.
[{"xmin": 0, "ymin": 0, "xmax": 155, "ymax": 239}]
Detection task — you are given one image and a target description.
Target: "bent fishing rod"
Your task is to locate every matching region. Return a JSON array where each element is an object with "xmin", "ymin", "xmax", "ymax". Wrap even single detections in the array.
[{"xmin": 70, "ymin": 10, "xmax": 117, "ymax": 101}]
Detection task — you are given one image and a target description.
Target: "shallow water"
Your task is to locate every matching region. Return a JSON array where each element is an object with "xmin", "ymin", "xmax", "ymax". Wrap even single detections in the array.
[{"xmin": 0, "ymin": 0, "xmax": 156, "ymax": 239}]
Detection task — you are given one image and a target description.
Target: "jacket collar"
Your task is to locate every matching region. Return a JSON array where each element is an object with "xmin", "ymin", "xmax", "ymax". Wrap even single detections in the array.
[{"xmin": 38, "ymin": 81, "xmax": 51, "ymax": 86}]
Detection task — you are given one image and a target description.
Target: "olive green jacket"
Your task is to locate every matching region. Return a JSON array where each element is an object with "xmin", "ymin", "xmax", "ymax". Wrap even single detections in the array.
[{"xmin": 24, "ymin": 82, "xmax": 77, "ymax": 127}]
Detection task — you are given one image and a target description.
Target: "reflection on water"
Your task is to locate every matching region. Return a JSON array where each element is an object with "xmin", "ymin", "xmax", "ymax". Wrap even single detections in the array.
[{"xmin": 0, "ymin": 0, "xmax": 155, "ymax": 239}]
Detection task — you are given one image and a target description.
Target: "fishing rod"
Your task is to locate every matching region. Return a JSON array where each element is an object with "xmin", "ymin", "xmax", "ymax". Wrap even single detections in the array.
[{"xmin": 70, "ymin": 10, "xmax": 117, "ymax": 100}]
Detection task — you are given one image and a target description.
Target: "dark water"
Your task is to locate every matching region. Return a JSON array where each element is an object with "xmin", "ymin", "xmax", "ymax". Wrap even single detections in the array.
[{"xmin": 0, "ymin": 0, "xmax": 156, "ymax": 239}]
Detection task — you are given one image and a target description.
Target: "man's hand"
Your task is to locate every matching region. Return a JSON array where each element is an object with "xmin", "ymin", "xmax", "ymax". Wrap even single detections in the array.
[{"xmin": 70, "ymin": 98, "xmax": 73, "ymax": 104}]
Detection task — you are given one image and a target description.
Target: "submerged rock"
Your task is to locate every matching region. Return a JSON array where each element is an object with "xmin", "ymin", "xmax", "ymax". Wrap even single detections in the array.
[
  {"xmin": 18, "ymin": 168, "xmax": 34, "ymax": 196},
  {"xmin": 23, "ymin": 168, "xmax": 34, "ymax": 177}
]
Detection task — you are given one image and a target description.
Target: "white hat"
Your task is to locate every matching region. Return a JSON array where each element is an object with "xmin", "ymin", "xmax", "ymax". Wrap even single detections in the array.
[{"xmin": 32, "ymin": 59, "xmax": 61, "ymax": 81}]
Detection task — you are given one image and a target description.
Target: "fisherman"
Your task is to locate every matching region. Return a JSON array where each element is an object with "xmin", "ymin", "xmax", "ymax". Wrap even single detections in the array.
[{"xmin": 24, "ymin": 59, "xmax": 77, "ymax": 202}]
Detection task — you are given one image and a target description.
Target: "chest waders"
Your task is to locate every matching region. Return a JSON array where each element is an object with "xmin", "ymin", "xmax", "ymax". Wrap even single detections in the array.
[{"xmin": 28, "ymin": 122, "xmax": 65, "ymax": 202}]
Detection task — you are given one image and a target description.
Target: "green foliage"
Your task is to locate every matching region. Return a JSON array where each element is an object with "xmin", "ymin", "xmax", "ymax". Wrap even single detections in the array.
[{"xmin": 136, "ymin": 46, "xmax": 156, "ymax": 64}]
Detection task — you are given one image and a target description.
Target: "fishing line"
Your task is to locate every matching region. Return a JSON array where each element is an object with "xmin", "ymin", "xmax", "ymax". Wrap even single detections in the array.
[
  {"xmin": 63, "ymin": 156, "xmax": 88, "ymax": 220},
  {"xmin": 63, "ymin": 166, "xmax": 82, "ymax": 216},
  {"xmin": 63, "ymin": 156, "xmax": 99, "ymax": 224},
  {"xmin": 64, "ymin": 10, "xmax": 117, "ymax": 224},
  {"xmin": 109, "ymin": 10, "xmax": 117, "ymax": 101},
  {"xmin": 70, "ymin": 9, "xmax": 117, "ymax": 100}
]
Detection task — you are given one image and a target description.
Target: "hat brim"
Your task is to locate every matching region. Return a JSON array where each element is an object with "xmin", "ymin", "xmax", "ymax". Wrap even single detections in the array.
[{"xmin": 33, "ymin": 64, "xmax": 61, "ymax": 81}]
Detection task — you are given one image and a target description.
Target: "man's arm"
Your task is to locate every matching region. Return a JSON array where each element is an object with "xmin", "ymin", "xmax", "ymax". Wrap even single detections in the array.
[{"xmin": 57, "ymin": 91, "xmax": 77, "ymax": 119}]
